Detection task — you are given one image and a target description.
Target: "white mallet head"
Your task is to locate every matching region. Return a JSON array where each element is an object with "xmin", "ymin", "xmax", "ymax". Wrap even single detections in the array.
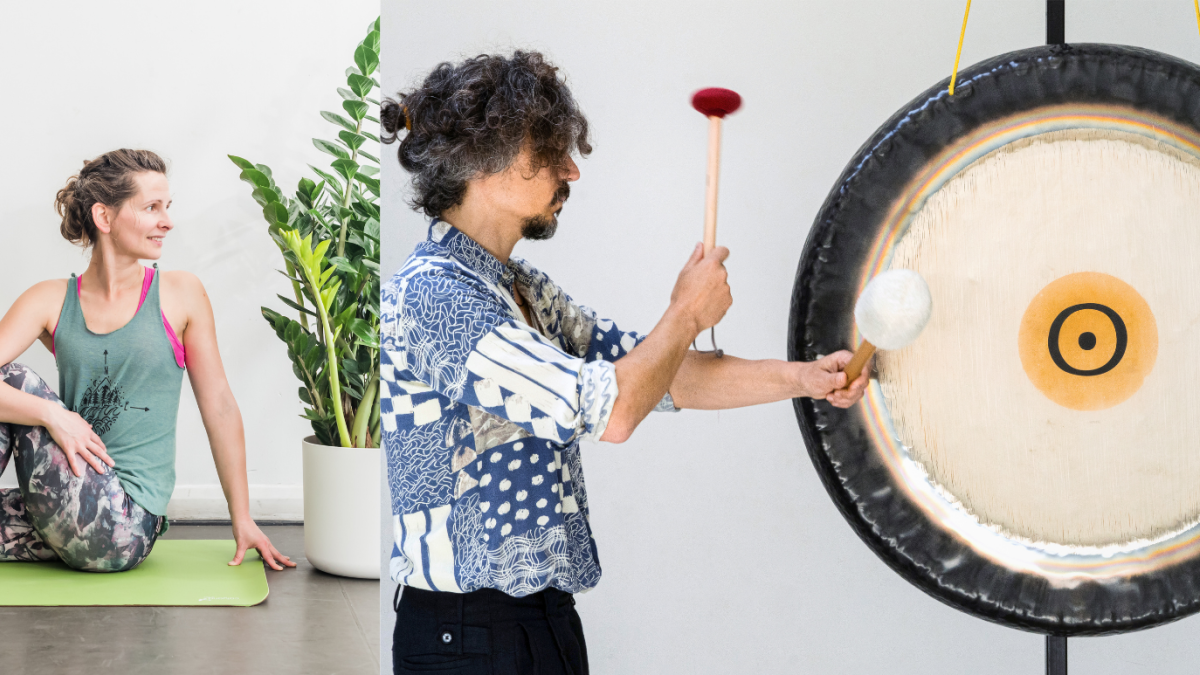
[{"xmin": 855, "ymin": 269, "xmax": 932, "ymax": 350}]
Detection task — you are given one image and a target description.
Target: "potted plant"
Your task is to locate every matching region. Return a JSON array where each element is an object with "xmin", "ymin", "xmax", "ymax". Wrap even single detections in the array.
[{"xmin": 228, "ymin": 18, "xmax": 381, "ymax": 579}]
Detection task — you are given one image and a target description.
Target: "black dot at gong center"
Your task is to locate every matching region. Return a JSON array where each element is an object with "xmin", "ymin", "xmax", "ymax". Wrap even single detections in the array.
[{"xmin": 1078, "ymin": 332, "xmax": 1097, "ymax": 350}]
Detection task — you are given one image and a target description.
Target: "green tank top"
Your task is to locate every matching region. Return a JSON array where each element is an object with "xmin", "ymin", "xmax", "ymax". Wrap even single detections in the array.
[{"xmin": 55, "ymin": 266, "xmax": 185, "ymax": 516}]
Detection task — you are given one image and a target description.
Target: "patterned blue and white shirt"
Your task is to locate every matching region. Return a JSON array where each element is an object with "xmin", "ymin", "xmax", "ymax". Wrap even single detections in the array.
[{"xmin": 382, "ymin": 220, "xmax": 673, "ymax": 597}]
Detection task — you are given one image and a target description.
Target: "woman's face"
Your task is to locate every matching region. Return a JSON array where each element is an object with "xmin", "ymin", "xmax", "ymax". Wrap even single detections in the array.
[{"xmin": 105, "ymin": 172, "xmax": 173, "ymax": 259}]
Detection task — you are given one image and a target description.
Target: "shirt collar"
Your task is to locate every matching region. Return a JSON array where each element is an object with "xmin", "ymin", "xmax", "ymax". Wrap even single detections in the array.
[{"xmin": 428, "ymin": 218, "xmax": 515, "ymax": 286}]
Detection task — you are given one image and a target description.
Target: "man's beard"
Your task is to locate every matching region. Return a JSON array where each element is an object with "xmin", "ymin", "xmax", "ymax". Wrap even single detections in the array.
[{"xmin": 521, "ymin": 180, "xmax": 570, "ymax": 241}]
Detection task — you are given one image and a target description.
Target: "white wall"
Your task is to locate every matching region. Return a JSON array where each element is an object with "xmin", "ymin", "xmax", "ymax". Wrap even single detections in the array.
[
  {"xmin": 382, "ymin": 1, "xmax": 1200, "ymax": 673},
  {"xmin": 0, "ymin": 0, "xmax": 376, "ymax": 521}
]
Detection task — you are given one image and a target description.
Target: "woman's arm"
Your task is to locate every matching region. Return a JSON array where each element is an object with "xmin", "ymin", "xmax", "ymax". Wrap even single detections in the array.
[
  {"xmin": 668, "ymin": 350, "xmax": 871, "ymax": 410},
  {"xmin": 170, "ymin": 271, "xmax": 295, "ymax": 570},
  {"xmin": 0, "ymin": 280, "xmax": 112, "ymax": 476}
]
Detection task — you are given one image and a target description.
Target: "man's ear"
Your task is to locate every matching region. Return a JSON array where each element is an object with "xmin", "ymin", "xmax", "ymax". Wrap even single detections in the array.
[{"xmin": 92, "ymin": 202, "xmax": 113, "ymax": 235}]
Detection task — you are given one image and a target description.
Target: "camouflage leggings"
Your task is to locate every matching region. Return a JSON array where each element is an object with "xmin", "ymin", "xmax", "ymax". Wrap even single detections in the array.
[{"xmin": 0, "ymin": 363, "xmax": 162, "ymax": 572}]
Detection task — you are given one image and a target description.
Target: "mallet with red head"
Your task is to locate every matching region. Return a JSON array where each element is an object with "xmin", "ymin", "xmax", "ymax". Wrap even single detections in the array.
[
  {"xmin": 689, "ymin": 88, "xmax": 741, "ymax": 357},
  {"xmin": 691, "ymin": 87, "xmax": 742, "ymax": 251}
]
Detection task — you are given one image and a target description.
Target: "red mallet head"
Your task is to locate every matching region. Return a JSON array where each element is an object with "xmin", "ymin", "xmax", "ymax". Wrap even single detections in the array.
[{"xmin": 691, "ymin": 88, "xmax": 742, "ymax": 118}]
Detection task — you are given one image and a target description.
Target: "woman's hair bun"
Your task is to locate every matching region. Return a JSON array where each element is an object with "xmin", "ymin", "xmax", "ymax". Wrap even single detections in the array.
[{"xmin": 54, "ymin": 149, "xmax": 167, "ymax": 248}]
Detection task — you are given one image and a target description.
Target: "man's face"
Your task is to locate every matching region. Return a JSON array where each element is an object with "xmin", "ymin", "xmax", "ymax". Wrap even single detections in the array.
[{"xmin": 487, "ymin": 146, "xmax": 580, "ymax": 240}]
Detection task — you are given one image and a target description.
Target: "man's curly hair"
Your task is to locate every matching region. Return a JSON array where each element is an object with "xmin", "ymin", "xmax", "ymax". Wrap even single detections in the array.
[{"xmin": 382, "ymin": 51, "xmax": 592, "ymax": 218}]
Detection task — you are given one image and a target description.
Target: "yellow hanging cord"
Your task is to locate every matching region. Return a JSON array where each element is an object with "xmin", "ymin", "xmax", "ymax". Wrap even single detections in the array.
[
  {"xmin": 1194, "ymin": 0, "xmax": 1200, "ymax": 38},
  {"xmin": 949, "ymin": 0, "xmax": 973, "ymax": 95}
]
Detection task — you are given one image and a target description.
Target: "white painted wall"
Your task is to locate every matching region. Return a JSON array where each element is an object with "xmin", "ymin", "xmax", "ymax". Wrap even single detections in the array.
[
  {"xmin": 382, "ymin": 1, "xmax": 1200, "ymax": 673},
  {"xmin": 0, "ymin": 0, "xmax": 377, "ymax": 521}
]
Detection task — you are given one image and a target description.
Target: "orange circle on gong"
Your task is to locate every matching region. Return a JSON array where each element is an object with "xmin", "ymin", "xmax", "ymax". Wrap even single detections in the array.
[{"xmin": 1018, "ymin": 272, "xmax": 1157, "ymax": 410}]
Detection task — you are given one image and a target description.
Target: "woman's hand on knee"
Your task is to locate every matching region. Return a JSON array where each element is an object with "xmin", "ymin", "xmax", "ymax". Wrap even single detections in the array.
[{"xmin": 45, "ymin": 407, "xmax": 113, "ymax": 477}]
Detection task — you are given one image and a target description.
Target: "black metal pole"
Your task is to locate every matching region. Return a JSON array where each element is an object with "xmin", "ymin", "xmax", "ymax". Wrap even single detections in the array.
[
  {"xmin": 1046, "ymin": 636, "xmax": 1068, "ymax": 675},
  {"xmin": 1043, "ymin": 2, "xmax": 1066, "ymax": 672},
  {"xmin": 1048, "ymin": 0, "xmax": 1065, "ymax": 44}
]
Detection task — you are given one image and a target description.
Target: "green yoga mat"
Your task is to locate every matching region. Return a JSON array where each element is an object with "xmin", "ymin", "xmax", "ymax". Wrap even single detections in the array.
[{"xmin": 0, "ymin": 540, "xmax": 269, "ymax": 606}]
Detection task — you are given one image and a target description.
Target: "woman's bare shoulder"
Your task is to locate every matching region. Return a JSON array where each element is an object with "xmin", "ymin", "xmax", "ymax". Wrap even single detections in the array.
[
  {"xmin": 160, "ymin": 270, "xmax": 208, "ymax": 296},
  {"xmin": 20, "ymin": 278, "xmax": 70, "ymax": 304},
  {"xmin": 6, "ymin": 279, "xmax": 70, "ymax": 329},
  {"xmin": 159, "ymin": 270, "xmax": 212, "ymax": 318}
]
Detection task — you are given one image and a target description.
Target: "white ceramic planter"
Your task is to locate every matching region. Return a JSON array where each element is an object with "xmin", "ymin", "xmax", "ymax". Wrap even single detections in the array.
[{"xmin": 302, "ymin": 436, "xmax": 381, "ymax": 579}]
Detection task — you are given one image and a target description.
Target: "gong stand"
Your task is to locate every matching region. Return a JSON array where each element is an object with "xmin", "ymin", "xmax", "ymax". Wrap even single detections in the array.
[{"xmin": 1044, "ymin": 2, "xmax": 1067, "ymax": 673}]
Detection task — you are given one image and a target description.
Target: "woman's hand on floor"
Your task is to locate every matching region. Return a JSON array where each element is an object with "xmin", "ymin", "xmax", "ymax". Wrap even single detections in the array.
[
  {"xmin": 44, "ymin": 405, "xmax": 114, "ymax": 477},
  {"xmin": 230, "ymin": 518, "xmax": 297, "ymax": 571}
]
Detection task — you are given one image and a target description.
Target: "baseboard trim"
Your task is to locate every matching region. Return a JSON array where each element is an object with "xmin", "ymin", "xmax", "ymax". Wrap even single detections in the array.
[
  {"xmin": 167, "ymin": 484, "xmax": 303, "ymax": 521},
  {"xmin": 169, "ymin": 519, "xmax": 303, "ymax": 526}
]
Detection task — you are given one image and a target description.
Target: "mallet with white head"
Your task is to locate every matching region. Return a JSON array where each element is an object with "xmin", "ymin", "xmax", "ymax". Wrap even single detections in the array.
[{"xmin": 845, "ymin": 269, "xmax": 933, "ymax": 381}]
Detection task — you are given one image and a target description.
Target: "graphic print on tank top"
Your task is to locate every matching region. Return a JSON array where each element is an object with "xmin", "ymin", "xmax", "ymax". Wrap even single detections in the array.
[{"xmin": 77, "ymin": 350, "xmax": 150, "ymax": 435}]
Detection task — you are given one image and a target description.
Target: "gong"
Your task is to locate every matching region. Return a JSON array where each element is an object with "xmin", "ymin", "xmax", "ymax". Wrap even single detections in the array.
[{"xmin": 790, "ymin": 44, "xmax": 1200, "ymax": 635}]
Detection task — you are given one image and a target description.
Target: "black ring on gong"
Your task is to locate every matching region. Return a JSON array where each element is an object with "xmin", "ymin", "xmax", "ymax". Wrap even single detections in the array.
[
  {"xmin": 789, "ymin": 44, "xmax": 1200, "ymax": 636},
  {"xmin": 1047, "ymin": 303, "xmax": 1127, "ymax": 376}
]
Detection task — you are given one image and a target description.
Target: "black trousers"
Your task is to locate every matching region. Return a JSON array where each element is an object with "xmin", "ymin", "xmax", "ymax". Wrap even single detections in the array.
[{"xmin": 393, "ymin": 585, "xmax": 589, "ymax": 675}]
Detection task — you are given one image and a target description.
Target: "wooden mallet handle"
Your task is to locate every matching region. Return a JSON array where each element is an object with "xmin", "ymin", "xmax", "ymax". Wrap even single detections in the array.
[
  {"xmin": 703, "ymin": 115, "xmax": 722, "ymax": 251},
  {"xmin": 844, "ymin": 340, "xmax": 875, "ymax": 383}
]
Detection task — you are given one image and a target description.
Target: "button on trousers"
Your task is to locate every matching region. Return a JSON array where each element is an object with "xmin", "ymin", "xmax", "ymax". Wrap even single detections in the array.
[{"xmin": 393, "ymin": 585, "xmax": 589, "ymax": 675}]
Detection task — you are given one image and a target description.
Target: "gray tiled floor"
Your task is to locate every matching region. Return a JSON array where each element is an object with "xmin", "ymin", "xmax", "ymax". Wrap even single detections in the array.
[{"xmin": 0, "ymin": 524, "xmax": 379, "ymax": 675}]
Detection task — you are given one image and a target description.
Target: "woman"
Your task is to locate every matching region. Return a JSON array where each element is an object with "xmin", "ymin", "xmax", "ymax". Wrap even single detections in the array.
[{"xmin": 0, "ymin": 149, "xmax": 294, "ymax": 572}]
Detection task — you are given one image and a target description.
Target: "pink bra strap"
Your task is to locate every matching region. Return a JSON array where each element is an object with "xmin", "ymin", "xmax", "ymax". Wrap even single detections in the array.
[
  {"xmin": 138, "ymin": 266, "xmax": 154, "ymax": 311},
  {"xmin": 60, "ymin": 266, "xmax": 187, "ymax": 369}
]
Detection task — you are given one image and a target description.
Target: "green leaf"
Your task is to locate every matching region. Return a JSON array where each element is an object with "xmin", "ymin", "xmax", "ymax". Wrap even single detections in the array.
[
  {"xmin": 329, "ymin": 255, "xmax": 359, "ymax": 274},
  {"xmin": 342, "ymin": 100, "xmax": 368, "ymax": 122},
  {"xmin": 308, "ymin": 166, "xmax": 345, "ymax": 193},
  {"xmin": 263, "ymin": 202, "xmax": 289, "ymax": 226},
  {"xmin": 313, "ymin": 138, "xmax": 350, "ymax": 159},
  {"xmin": 352, "ymin": 201, "xmax": 380, "ymax": 221},
  {"xmin": 345, "ymin": 66, "xmax": 361, "ymax": 78},
  {"xmin": 348, "ymin": 73, "xmax": 373, "ymax": 98},
  {"xmin": 254, "ymin": 164, "xmax": 274, "ymax": 180},
  {"xmin": 364, "ymin": 115, "xmax": 379, "ymax": 124},
  {"xmin": 228, "ymin": 155, "xmax": 255, "ymax": 170},
  {"xmin": 337, "ymin": 87, "xmax": 358, "ymax": 101},
  {"xmin": 284, "ymin": 320, "xmax": 303, "ymax": 344},
  {"xmin": 313, "ymin": 238, "xmax": 333, "ymax": 263},
  {"xmin": 347, "ymin": 318, "xmax": 379, "ymax": 348},
  {"xmin": 363, "ymin": 29, "xmax": 380, "ymax": 53},
  {"xmin": 239, "ymin": 168, "xmax": 271, "ymax": 190},
  {"xmin": 356, "ymin": 173, "xmax": 380, "ymax": 197},
  {"xmin": 308, "ymin": 180, "xmax": 325, "ymax": 202},
  {"xmin": 357, "ymin": 165, "xmax": 379, "ymax": 177},
  {"xmin": 361, "ymin": 130, "xmax": 380, "ymax": 143},
  {"xmin": 299, "ymin": 387, "xmax": 312, "ymax": 405},
  {"xmin": 296, "ymin": 178, "xmax": 317, "ymax": 208},
  {"xmin": 331, "ymin": 158, "xmax": 360, "ymax": 182},
  {"xmin": 321, "ymin": 111, "xmax": 357, "ymax": 133},
  {"xmin": 277, "ymin": 294, "xmax": 318, "ymax": 317},
  {"xmin": 354, "ymin": 44, "xmax": 379, "ymax": 77},
  {"xmin": 338, "ymin": 130, "xmax": 366, "ymax": 152},
  {"xmin": 251, "ymin": 187, "xmax": 279, "ymax": 208},
  {"xmin": 357, "ymin": 149, "xmax": 379, "ymax": 164}
]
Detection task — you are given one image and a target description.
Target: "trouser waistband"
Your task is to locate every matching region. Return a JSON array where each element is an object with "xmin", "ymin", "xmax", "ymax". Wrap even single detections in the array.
[{"xmin": 395, "ymin": 585, "xmax": 578, "ymax": 661}]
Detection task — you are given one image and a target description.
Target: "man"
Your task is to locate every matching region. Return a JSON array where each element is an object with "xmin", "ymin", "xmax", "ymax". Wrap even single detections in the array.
[{"xmin": 381, "ymin": 51, "xmax": 869, "ymax": 674}]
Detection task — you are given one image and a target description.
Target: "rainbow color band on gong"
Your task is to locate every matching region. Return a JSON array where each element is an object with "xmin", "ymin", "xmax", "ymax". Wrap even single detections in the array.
[
  {"xmin": 859, "ymin": 104, "xmax": 1200, "ymax": 298},
  {"xmin": 856, "ymin": 105, "xmax": 1200, "ymax": 582}
]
